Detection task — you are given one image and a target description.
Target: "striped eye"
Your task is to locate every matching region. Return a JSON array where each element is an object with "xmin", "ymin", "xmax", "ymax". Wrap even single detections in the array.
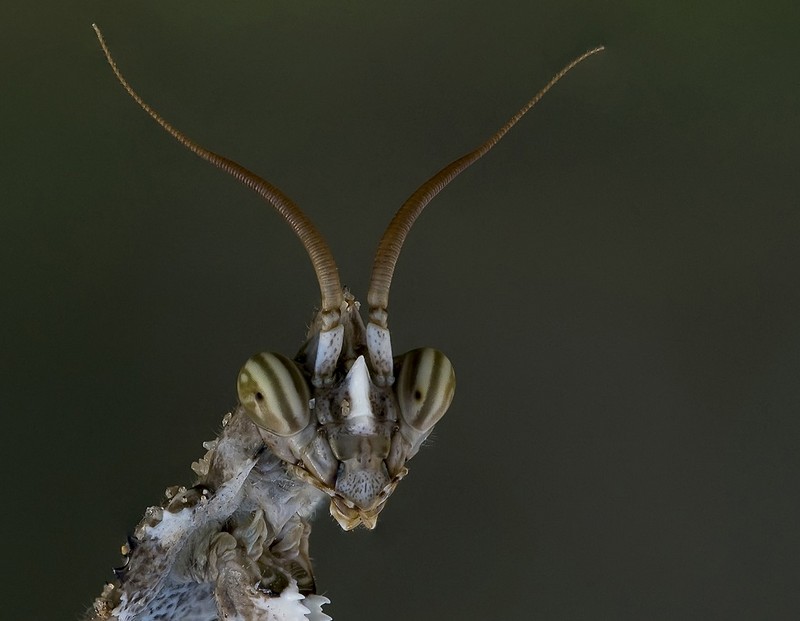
[
  {"xmin": 395, "ymin": 348, "xmax": 455, "ymax": 432},
  {"xmin": 237, "ymin": 352, "xmax": 311, "ymax": 436}
]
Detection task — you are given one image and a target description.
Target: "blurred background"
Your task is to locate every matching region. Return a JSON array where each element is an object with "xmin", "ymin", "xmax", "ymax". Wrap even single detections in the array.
[{"xmin": 3, "ymin": 1, "xmax": 799, "ymax": 619}]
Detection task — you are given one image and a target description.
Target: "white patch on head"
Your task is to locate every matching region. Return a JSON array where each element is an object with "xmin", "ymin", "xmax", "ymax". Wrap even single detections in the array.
[
  {"xmin": 366, "ymin": 322, "xmax": 394, "ymax": 384},
  {"xmin": 314, "ymin": 324, "xmax": 344, "ymax": 384},
  {"xmin": 343, "ymin": 356, "xmax": 373, "ymax": 420}
]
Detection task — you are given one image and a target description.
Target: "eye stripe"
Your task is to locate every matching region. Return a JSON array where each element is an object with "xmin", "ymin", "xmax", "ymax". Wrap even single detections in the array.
[
  {"xmin": 420, "ymin": 350, "xmax": 451, "ymax": 421},
  {"xmin": 396, "ymin": 348, "xmax": 455, "ymax": 432},
  {"xmin": 248, "ymin": 353, "xmax": 302, "ymax": 421},
  {"xmin": 422, "ymin": 349, "xmax": 454, "ymax": 422},
  {"xmin": 238, "ymin": 352, "xmax": 311, "ymax": 436}
]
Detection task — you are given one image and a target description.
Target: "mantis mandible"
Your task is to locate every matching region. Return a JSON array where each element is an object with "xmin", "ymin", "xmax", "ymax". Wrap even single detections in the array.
[{"xmin": 87, "ymin": 24, "xmax": 603, "ymax": 621}]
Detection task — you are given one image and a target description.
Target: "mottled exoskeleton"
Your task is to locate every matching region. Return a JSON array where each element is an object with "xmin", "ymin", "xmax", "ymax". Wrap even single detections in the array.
[{"xmin": 88, "ymin": 24, "xmax": 603, "ymax": 621}]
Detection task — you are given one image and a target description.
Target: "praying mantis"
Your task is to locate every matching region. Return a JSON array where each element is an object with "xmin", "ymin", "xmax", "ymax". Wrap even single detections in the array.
[{"xmin": 87, "ymin": 24, "xmax": 603, "ymax": 621}]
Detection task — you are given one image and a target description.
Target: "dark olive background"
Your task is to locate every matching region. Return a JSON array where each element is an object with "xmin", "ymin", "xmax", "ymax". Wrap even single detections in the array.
[{"xmin": 3, "ymin": 1, "xmax": 800, "ymax": 619}]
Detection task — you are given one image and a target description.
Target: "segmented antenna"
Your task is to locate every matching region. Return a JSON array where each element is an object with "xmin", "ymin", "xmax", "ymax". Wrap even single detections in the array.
[
  {"xmin": 367, "ymin": 46, "xmax": 605, "ymax": 328},
  {"xmin": 92, "ymin": 24, "xmax": 344, "ymax": 323}
]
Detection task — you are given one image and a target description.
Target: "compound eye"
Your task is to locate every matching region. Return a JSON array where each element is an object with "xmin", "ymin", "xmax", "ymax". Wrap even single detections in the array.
[
  {"xmin": 237, "ymin": 352, "xmax": 311, "ymax": 436},
  {"xmin": 395, "ymin": 348, "xmax": 455, "ymax": 432}
]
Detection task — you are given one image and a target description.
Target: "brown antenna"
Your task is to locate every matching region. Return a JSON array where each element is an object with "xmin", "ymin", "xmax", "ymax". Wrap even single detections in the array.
[
  {"xmin": 92, "ymin": 25, "xmax": 344, "ymax": 322},
  {"xmin": 367, "ymin": 46, "xmax": 605, "ymax": 328}
]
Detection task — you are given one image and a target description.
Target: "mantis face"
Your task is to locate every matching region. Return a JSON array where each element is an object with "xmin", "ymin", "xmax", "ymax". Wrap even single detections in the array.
[
  {"xmin": 92, "ymin": 24, "xmax": 601, "ymax": 531},
  {"xmin": 238, "ymin": 309, "xmax": 455, "ymax": 529}
]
